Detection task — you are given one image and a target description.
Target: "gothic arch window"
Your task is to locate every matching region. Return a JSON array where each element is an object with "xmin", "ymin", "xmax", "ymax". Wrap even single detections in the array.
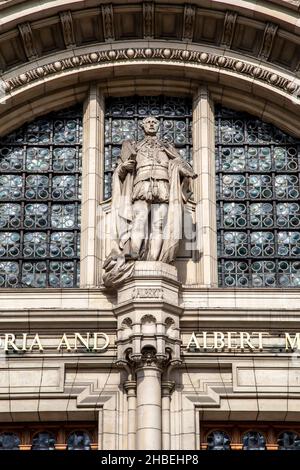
[
  {"xmin": 104, "ymin": 96, "xmax": 192, "ymax": 199},
  {"xmin": 216, "ymin": 105, "xmax": 300, "ymax": 288},
  {"xmin": 0, "ymin": 105, "xmax": 82, "ymax": 288}
]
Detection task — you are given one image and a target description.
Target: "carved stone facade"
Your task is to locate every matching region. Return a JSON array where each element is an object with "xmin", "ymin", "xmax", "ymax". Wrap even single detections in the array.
[{"xmin": 0, "ymin": 0, "xmax": 299, "ymax": 452}]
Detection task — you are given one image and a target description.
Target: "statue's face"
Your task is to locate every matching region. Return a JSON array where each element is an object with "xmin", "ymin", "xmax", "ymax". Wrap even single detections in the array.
[{"xmin": 143, "ymin": 117, "xmax": 159, "ymax": 135}]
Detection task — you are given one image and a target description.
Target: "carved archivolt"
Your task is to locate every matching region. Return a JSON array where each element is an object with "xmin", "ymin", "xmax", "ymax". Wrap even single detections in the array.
[{"xmin": 3, "ymin": 47, "xmax": 298, "ymax": 98}]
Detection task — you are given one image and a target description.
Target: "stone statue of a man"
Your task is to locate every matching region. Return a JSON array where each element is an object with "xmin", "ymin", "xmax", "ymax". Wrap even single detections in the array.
[{"xmin": 103, "ymin": 116, "xmax": 197, "ymax": 287}]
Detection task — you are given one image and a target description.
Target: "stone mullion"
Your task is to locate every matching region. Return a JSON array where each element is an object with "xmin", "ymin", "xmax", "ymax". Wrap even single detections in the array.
[
  {"xmin": 192, "ymin": 86, "xmax": 218, "ymax": 286},
  {"xmin": 80, "ymin": 84, "xmax": 104, "ymax": 287}
]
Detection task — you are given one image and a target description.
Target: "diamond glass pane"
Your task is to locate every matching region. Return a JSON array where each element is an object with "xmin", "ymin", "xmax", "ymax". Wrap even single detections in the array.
[
  {"xmin": 104, "ymin": 96, "xmax": 192, "ymax": 199},
  {"xmin": 216, "ymin": 106, "xmax": 300, "ymax": 287},
  {"xmin": 0, "ymin": 106, "xmax": 82, "ymax": 288}
]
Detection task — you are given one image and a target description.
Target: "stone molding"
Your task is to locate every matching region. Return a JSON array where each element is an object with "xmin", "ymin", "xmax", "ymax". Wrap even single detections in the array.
[{"xmin": 3, "ymin": 46, "xmax": 298, "ymax": 97}]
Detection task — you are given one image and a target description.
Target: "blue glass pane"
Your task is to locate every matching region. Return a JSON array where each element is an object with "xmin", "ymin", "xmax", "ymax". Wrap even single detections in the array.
[
  {"xmin": 216, "ymin": 106, "xmax": 300, "ymax": 287},
  {"xmin": 0, "ymin": 105, "xmax": 82, "ymax": 288}
]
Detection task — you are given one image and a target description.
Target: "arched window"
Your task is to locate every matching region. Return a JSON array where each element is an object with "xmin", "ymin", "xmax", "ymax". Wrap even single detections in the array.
[
  {"xmin": 278, "ymin": 431, "xmax": 300, "ymax": 450},
  {"xmin": 31, "ymin": 431, "xmax": 56, "ymax": 450},
  {"xmin": 207, "ymin": 430, "xmax": 231, "ymax": 450},
  {"xmin": 66, "ymin": 431, "xmax": 91, "ymax": 450},
  {"xmin": 104, "ymin": 96, "xmax": 192, "ymax": 199},
  {"xmin": 242, "ymin": 431, "xmax": 266, "ymax": 450},
  {"xmin": 0, "ymin": 432, "xmax": 20, "ymax": 450},
  {"xmin": 216, "ymin": 106, "xmax": 300, "ymax": 288},
  {"xmin": 0, "ymin": 106, "xmax": 82, "ymax": 288}
]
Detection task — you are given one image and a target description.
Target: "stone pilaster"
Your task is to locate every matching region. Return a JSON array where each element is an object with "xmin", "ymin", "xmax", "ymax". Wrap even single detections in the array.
[
  {"xmin": 192, "ymin": 86, "xmax": 218, "ymax": 287},
  {"xmin": 80, "ymin": 84, "xmax": 105, "ymax": 287}
]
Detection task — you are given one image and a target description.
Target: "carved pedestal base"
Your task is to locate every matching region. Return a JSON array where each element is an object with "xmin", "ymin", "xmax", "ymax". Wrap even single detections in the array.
[
  {"xmin": 117, "ymin": 261, "xmax": 179, "ymax": 306},
  {"xmin": 114, "ymin": 261, "xmax": 183, "ymax": 449}
]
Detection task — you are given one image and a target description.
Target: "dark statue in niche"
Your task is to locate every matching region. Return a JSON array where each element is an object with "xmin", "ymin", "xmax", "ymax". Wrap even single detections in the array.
[
  {"xmin": 278, "ymin": 431, "xmax": 300, "ymax": 450},
  {"xmin": 0, "ymin": 432, "xmax": 20, "ymax": 450},
  {"xmin": 242, "ymin": 431, "xmax": 266, "ymax": 450},
  {"xmin": 67, "ymin": 431, "xmax": 91, "ymax": 450},
  {"xmin": 31, "ymin": 432, "xmax": 56, "ymax": 450},
  {"xmin": 103, "ymin": 116, "xmax": 197, "ymax": 287},
  {"xmin": 207, "ymin": 431, "xmax": 231, "ymax": 450}
]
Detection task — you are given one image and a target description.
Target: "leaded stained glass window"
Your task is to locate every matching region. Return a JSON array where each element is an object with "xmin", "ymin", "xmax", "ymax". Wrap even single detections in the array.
[
  {"xmin": 216, "ymin": 106, "xmax": 300, "ymax": 287},
  {"xmin": 104, "ymin": 96, "xmax": 192, "ymax": 199},
  {"xmin": 0, "ymin": 106, "xmax": 82, "ymax": 288}
]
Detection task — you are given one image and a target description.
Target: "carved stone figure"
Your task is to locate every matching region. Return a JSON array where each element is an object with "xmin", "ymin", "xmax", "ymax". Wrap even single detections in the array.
[{"xmin": 103, "ymin": 116, "xmax": 197, "ymax": 287}]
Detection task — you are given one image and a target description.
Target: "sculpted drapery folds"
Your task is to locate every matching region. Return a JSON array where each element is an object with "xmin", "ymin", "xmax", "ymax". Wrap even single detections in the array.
[{"xmin": 103, "ymin": 116, "xmax": 197, "ymax": 288}]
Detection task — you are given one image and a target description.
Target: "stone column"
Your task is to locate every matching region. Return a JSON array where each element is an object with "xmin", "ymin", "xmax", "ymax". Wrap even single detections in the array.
[
  {"xmin": 136, "ymin": 350, "xmax": 163, "ymax": 450},
  {"xmin": 80, "ymin": 84, "xmax": 105, "ymax": 287},
  {"xmin": 161, "ymin": 381, "xmax": 174, "ymax": 450},
  {"xmin": 192, "ymin": 86, "xmax": 218, "ymax": 287},
  {"xmin": 124, "ymin": 380, "xmax": 137, "ymax": 450}
]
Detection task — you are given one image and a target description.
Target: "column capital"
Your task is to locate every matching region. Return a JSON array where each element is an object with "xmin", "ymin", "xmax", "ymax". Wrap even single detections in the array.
[{"xmin": 132, "ymin": 347, "xmax": 166, "ymax": 372}]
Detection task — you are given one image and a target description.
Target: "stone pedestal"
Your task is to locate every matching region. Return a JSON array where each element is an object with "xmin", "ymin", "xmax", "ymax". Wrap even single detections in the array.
[
  {"xmin": 114, "ymin": 261, "xmax": 182, "ymax": 450},
  {"xmin": 117, "ymin": 261, "xmax": 179, "ymax": 307}
]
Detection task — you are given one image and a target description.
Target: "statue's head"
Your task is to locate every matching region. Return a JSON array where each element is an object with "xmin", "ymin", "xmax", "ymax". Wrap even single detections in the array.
[{"xmin": 141, "ymin": 116, "xmax": 160, "ymax": 136}]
